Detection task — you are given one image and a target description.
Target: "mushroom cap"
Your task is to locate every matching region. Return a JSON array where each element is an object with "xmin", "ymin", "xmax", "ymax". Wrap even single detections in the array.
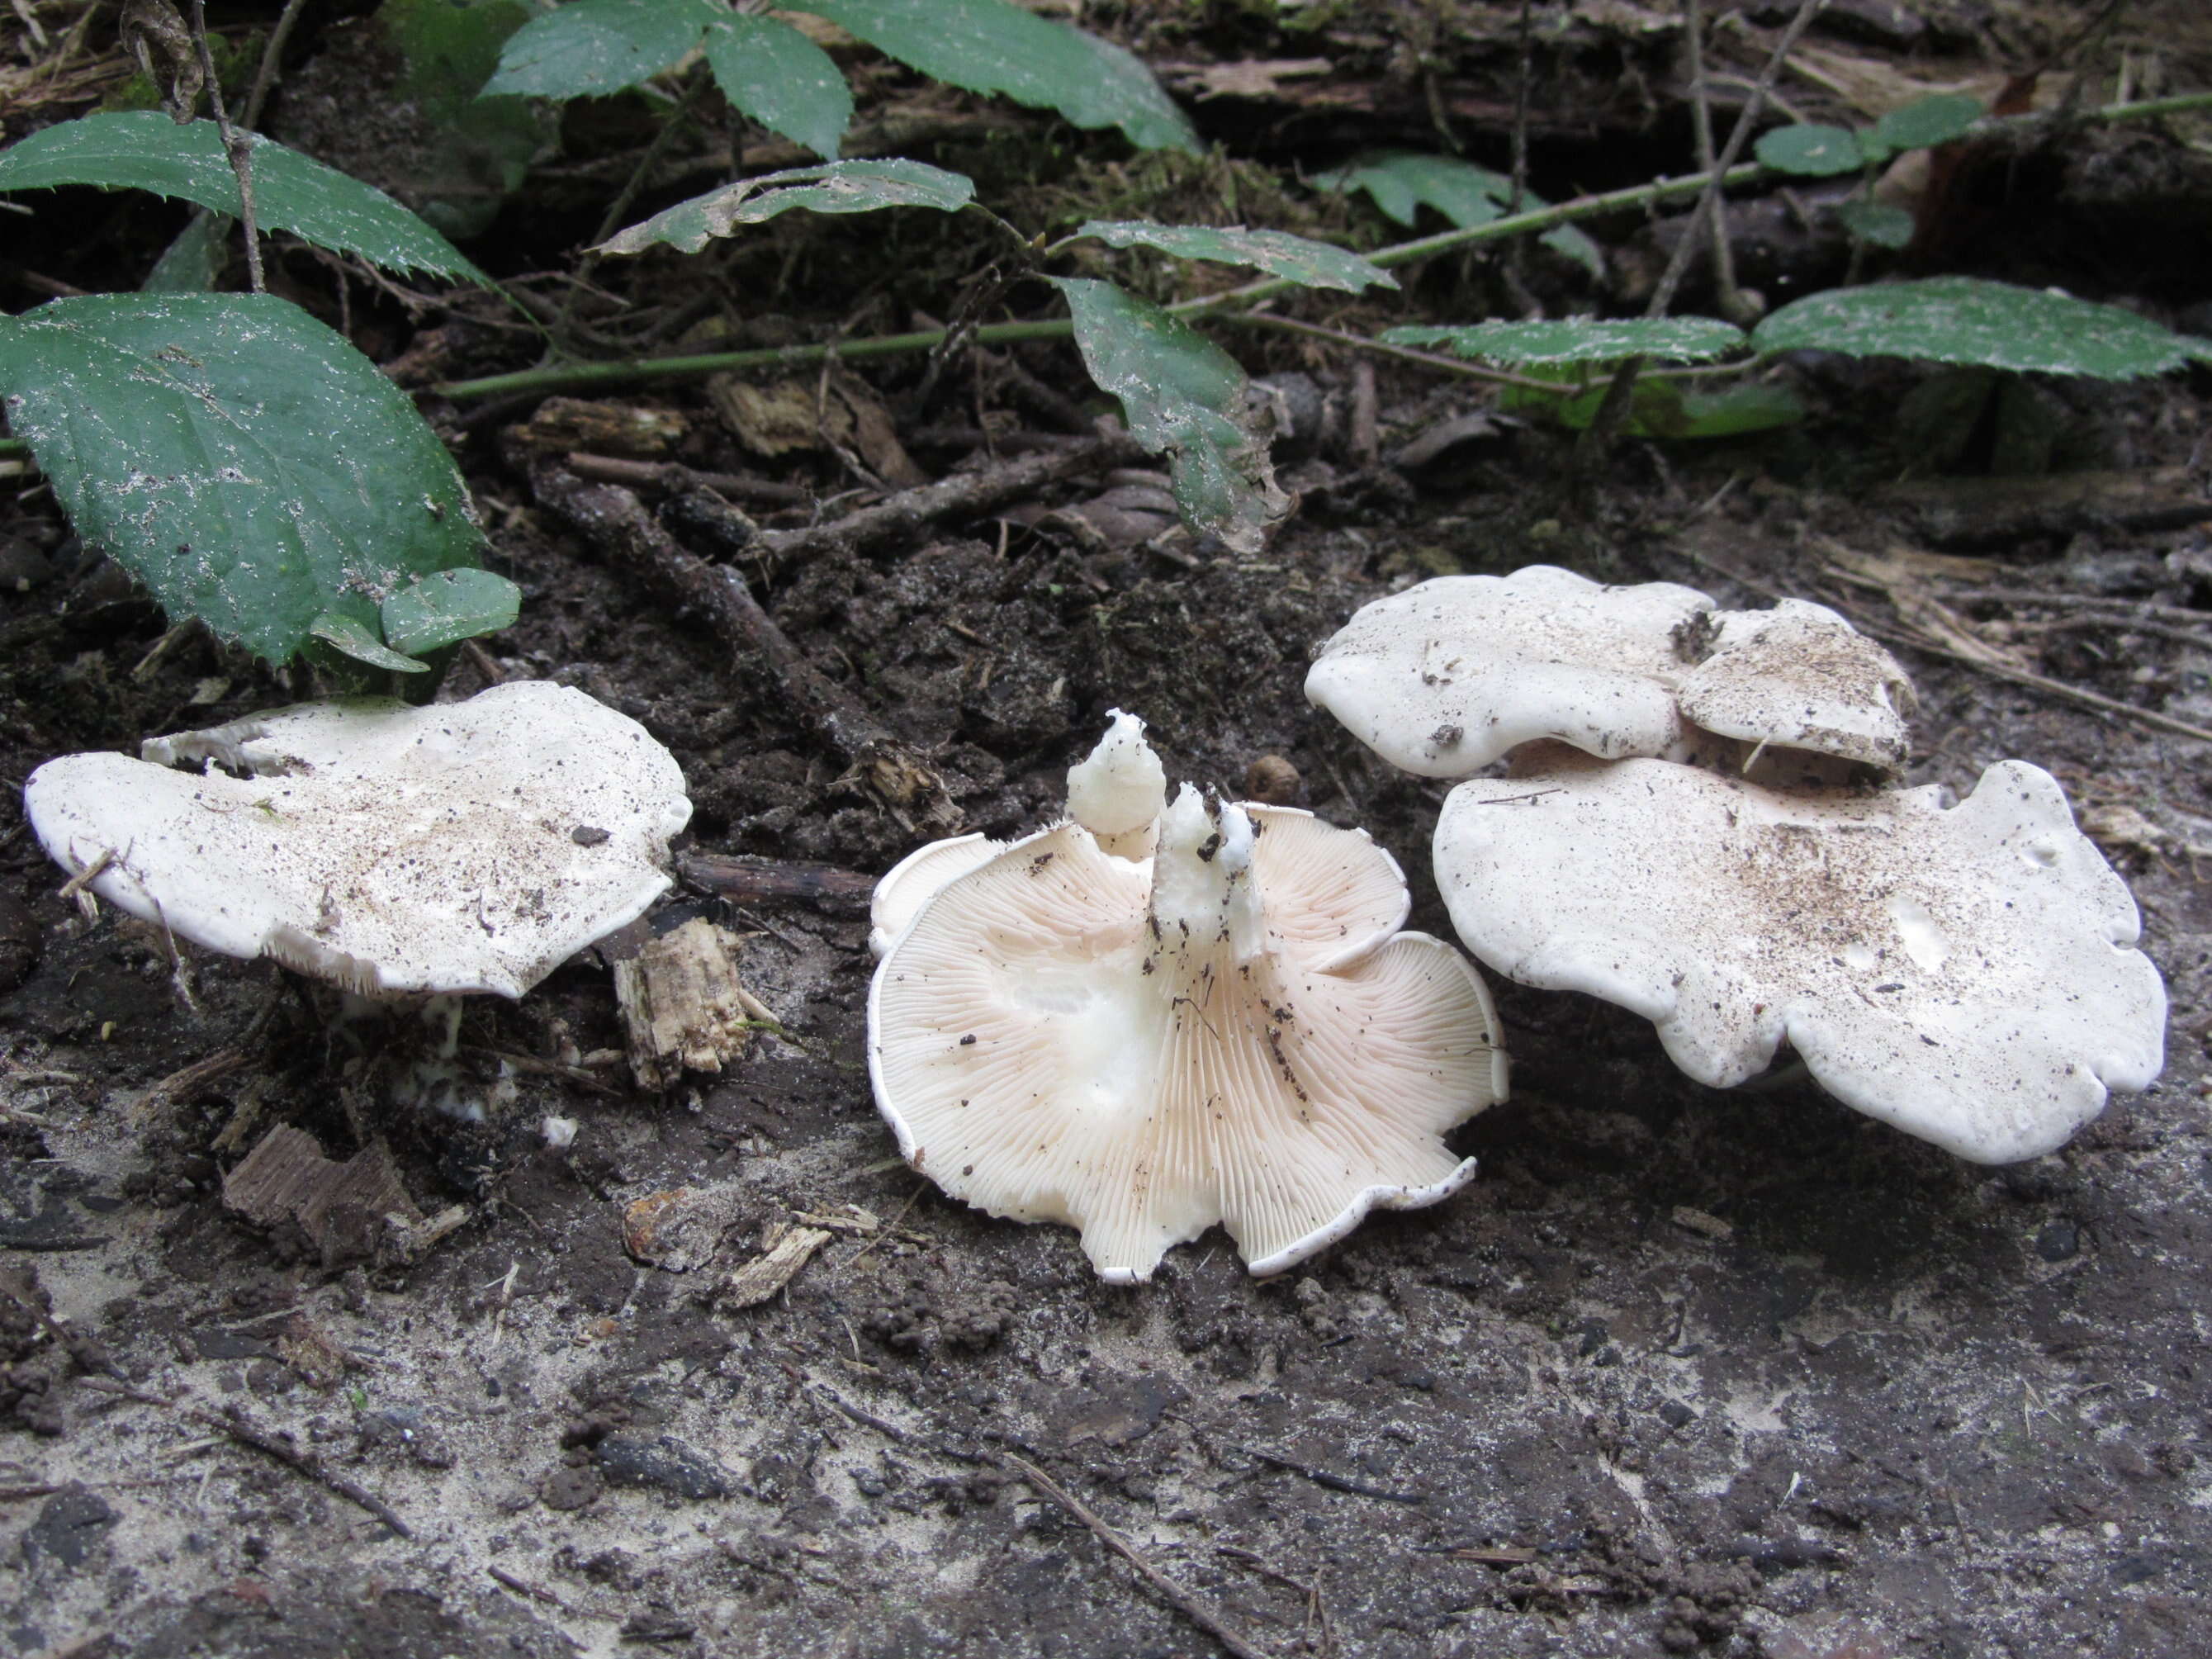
[
  {"xmin": 1433, "ymin": 747, "xmax": 2165, "ymax": 1163},
  {"xmin": 869, "ymin": 832, "xmax": 998, "ymax": 958},
  {"xmin": 1306, "ymin": 567, "xmax": 1920, "ymax": 779},
  {"xmin": 868, "ymin": 790, "xmax": 1507, "ymax": 1282},
  {"xmin": 1679, "ymin": 600, "xmax": 1916, "ymax": 772},
  {"xmin": 24, "ymin": 682, "xmax": 691, "ymax": 998}
]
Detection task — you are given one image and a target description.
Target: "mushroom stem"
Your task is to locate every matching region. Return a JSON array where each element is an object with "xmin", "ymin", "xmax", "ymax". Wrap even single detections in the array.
[{"xmin": 1147, "ymin": 789, "xmax": 1266, "ymax": 966}]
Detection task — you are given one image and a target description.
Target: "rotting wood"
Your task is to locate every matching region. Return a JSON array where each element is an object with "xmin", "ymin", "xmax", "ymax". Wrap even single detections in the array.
[
  {"xmin": 722, "ymin": 1222, "xmax": 833, "ymax": 1308},
  {"xmin": 528, "ymin": 459, "xmax": 960, "ymax": 830},
  {"xmin": 613, "ymin": 917, "xmax": 765, "ymax": 1090},
  {"xmin": 221, "ymin": 1125, "xmax": 427, "ymax": 1268}
]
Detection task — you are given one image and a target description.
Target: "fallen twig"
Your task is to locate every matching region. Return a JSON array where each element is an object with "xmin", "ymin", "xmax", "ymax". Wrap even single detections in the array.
[
  {"xmin": 189, "ymin": 1402, "xmax": 413, "ymax": 1538},
  {"xmin": 676, "ymin": 851, "xmax": 875, "ymax": 914},
  {"xmin": 1000, "ymin": 1452, "xmax": 1277, "ymax": 1659},
  {"xmin": 751, "ymin": 427, "xmax": 1144, "ymax": 566},
  {"xmin": 528, "ymin": 461, "xmax": 958, "ymax": 828}
]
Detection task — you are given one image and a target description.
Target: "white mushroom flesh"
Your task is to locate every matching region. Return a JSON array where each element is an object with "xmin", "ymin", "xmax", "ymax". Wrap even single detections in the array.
[
  {"xmin": 1433, "ymin": 747, "xmax": 2165, "ymax": 1163},
  {"xmin": 869, "ymin": 784, "xmax": 1508, "ymax": 1282},
  {"xmin": 23, "ymin": 681, "xmax": 691, "ymax": 998}
]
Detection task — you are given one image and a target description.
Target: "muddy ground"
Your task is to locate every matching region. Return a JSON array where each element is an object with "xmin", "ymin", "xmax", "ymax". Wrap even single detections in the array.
[{"xmin": 6, "ymin": 5, "xmax": 2212, "ymax": 1659}]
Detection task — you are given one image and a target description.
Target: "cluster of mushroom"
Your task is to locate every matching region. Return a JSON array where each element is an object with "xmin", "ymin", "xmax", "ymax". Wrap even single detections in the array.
[
  {"xmin": 867, "ymin": 711, "xmax": 1509, "ymax": 1282},
  {"xmin": 1305, "ymin": 565, "xmax": 2167, "ymax": 1164}
]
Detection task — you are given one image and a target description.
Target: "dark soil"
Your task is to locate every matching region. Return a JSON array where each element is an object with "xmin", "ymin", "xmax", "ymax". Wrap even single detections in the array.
[{"xmin": 5, "ymin": 5, "xmax": 2212, "ymax": 1658}]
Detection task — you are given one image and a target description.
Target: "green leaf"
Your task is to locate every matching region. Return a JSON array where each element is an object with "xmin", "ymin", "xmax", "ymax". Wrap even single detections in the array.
[
  {"xmin": 1752, "ymin": 277, "xmax": 2212, "ymax": 378},
  {"xmin": 481, "ymin": 0, "xmax": 726, "ymax": 97},
  {"xmin": 0, "ymin": 113, "xmax": 486, "ymax": 282},
  {"xmin": 1049, "ymin": 276, "xmax": 1287, "ymax": 555},
  {"xmin": 793, "ymin": 0, "xmax": 1197, "ymax": 153},
  {"xmin": 141, "ymin": 208, "xmax": 231, "ymax": 293},
  {"xmin": 1384, "ymin": 317, "xmax": 1745, "ymax": 365},
  {"xmin": 1073, "ymin": 220, "xmax": 1396, "ymax": 293},
  {"xmin": 1836, "ymin": 198, "xmax": 1916, "ymax": 249},
  {"xmin": 1873, "ymin": 92, "xmax": 1984, "ymax": 153},
  {"xmin": 1754, "ymin": 123, "xmax": 1866, "ymax": 178},
  {"xmin": 0, "ymin": 293, "xmax": 487, "ymax": 664},
  {"xmin": 381, "ymin": 567, "xmax": 522, "ymax": 654},
  {"xmin": 598, "ymin": 157, "xmax": 973, "ymax": 255},
  {"xmin": 704, "ymin": 14, "xmax": 850, "ymax": 159},
  {"xmin": 311, "ymin": 611, "xmax": 431, "ymax": 674},
  {"xmin": 1314, "ymin": 151, "xmax": 1603, "ymax": 278},
  {"xmin": 382, "ymin": 0, "xmax": 549, "ymax": 239}
]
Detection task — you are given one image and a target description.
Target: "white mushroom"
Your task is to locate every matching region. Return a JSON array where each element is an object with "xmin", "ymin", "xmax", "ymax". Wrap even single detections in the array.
[
  {"xmin": 1305, "ymin": 566, "xmax": 1914, "ymax": 778},
  {"xmin": 1433, "ymin": 746, "xmax": 2166, "ymax": 1163},
  {"xmin": 1304, "ymin": 565, "xmax": 1709, "ymax": 775},
  {"xmin": 23, "ymin": 681, "xmax": 691, "ymax": 998},
  {"xmin": 868, "ymin": 719, "xmax": 1508, "ymax": 1282}
]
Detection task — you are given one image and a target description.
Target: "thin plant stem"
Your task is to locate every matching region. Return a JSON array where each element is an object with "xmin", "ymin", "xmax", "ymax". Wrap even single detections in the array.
[
  {"xmin": 189, "ymin": 0, "xmax": 263, "ymax": 294},
  {"xmin": 1227, "ymin": 310, "xmax": 1566, "ymax": 392},
  {"xmin": 1681, "ymin": 0, "xmax": 1745, "ymax": 320},
  {"xmin": 241, "ymin": 0, "xmax": 310, "ymax": 128}
]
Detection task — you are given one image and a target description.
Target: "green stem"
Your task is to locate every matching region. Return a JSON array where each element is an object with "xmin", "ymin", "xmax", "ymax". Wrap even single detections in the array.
[{"xmin": 428, "ymin": 163, "xmax": 1767, "ymax": 402}]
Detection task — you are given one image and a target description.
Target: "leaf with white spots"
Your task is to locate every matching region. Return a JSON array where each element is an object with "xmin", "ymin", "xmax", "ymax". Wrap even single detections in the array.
[{"xmin": 0, "ymin": 293, "xmax": 487, "ymax": 663}]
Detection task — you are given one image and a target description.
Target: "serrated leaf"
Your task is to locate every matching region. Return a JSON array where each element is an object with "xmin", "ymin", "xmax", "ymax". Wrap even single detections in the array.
[
  {"xmin": 1315, "ymin": 151, "xmax": 1602, "ymax": 277},
  {"xmin": 0, "ymin": 293, "xmax": 486, "ymax": 664},
  {"xmin": 382, "ymin": 567, "xmax": 522, "ymax": 654},
  {"xmin": 704, "ymin": 14, "xmax": 850, "ymax": 159},
  {"xmin": 312, "ymin": 610, "xmax": 431, "ymax": 673},
  {"xmin": 599, "ymin": 157, "xmax": 973, "ymax": 255},
  {"xmin": 1073, "ymin": 220, "xmax": 1396, "ymax": 293},
  {"xmin": 1752, "ymin": 277, "xmax": 2212, "ymax": 378},
  {"xmin": 1384, "ymin": 317, "xmax": 1745, "ymax": 365},
  {"xmin": 1316, "ymin": 151, "xmax": 1513, "ymax": 229},
  {"xmin": 1873, "ymin": 92, "xmax": 1984, "ymax": 153},
  {"xmin": 793, "ymin": 0, "xmax": 1196, "ymax": 153},
  {"xmin": 1049, "ymin": 276, "xmax": 1287, "ymax": 555},
  {"xmin": 1755, "ymin": 123, "xmax": 1866, "ymax": 178},
  {"xmin": 0, "ymin": 113, "xmax": 487, "ymax": 282},
  {"xmin": 481, "ymin": 0, "xmax": 725, "ymax": 97},
  {"xmin": 1836, "ymin": 197, "xmax": 1916, "ymax": 249}
]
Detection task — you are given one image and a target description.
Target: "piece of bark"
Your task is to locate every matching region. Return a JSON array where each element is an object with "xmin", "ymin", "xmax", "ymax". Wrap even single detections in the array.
[
  {"xmin": 613, "ymin": 917, "xmax": 762, "ymax": 1090},
  {"xmin": 722, "ymin": 1223, "xmax": 832, "ymax": 1309},
  {"xmin": 509, "ymin": 397, "xmax": 688, "ymax": 458},
  {"xmin": 222, "ymin": 1126, "xmax": 424, "ymax": 1268},
  {"xmin": 622, "ymin": 1182, "xmax": 751, "ymax": 1272}
]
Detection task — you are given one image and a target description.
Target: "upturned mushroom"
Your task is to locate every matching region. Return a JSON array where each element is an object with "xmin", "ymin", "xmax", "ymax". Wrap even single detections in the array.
[
  {"xmin": 24, "ymin": 680, "xmax": 691, "ymax": 999},
  {"xmin": 1304, "ymin": 565, "xmax": 1914, "ymax": 780},
  {"xmin": 868, "ymin": 712, "xmax": 1509, "ymax": 1282},
  {"xmin": 1433, "ymin": 747, "xmax": 2166, "ymax": 1164}
]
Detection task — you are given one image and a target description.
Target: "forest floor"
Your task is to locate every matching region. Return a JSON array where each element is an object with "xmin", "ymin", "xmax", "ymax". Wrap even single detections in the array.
[{"xmin": 5, "ymin": 2, "xmax": 2212, "ymax": 1657}]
